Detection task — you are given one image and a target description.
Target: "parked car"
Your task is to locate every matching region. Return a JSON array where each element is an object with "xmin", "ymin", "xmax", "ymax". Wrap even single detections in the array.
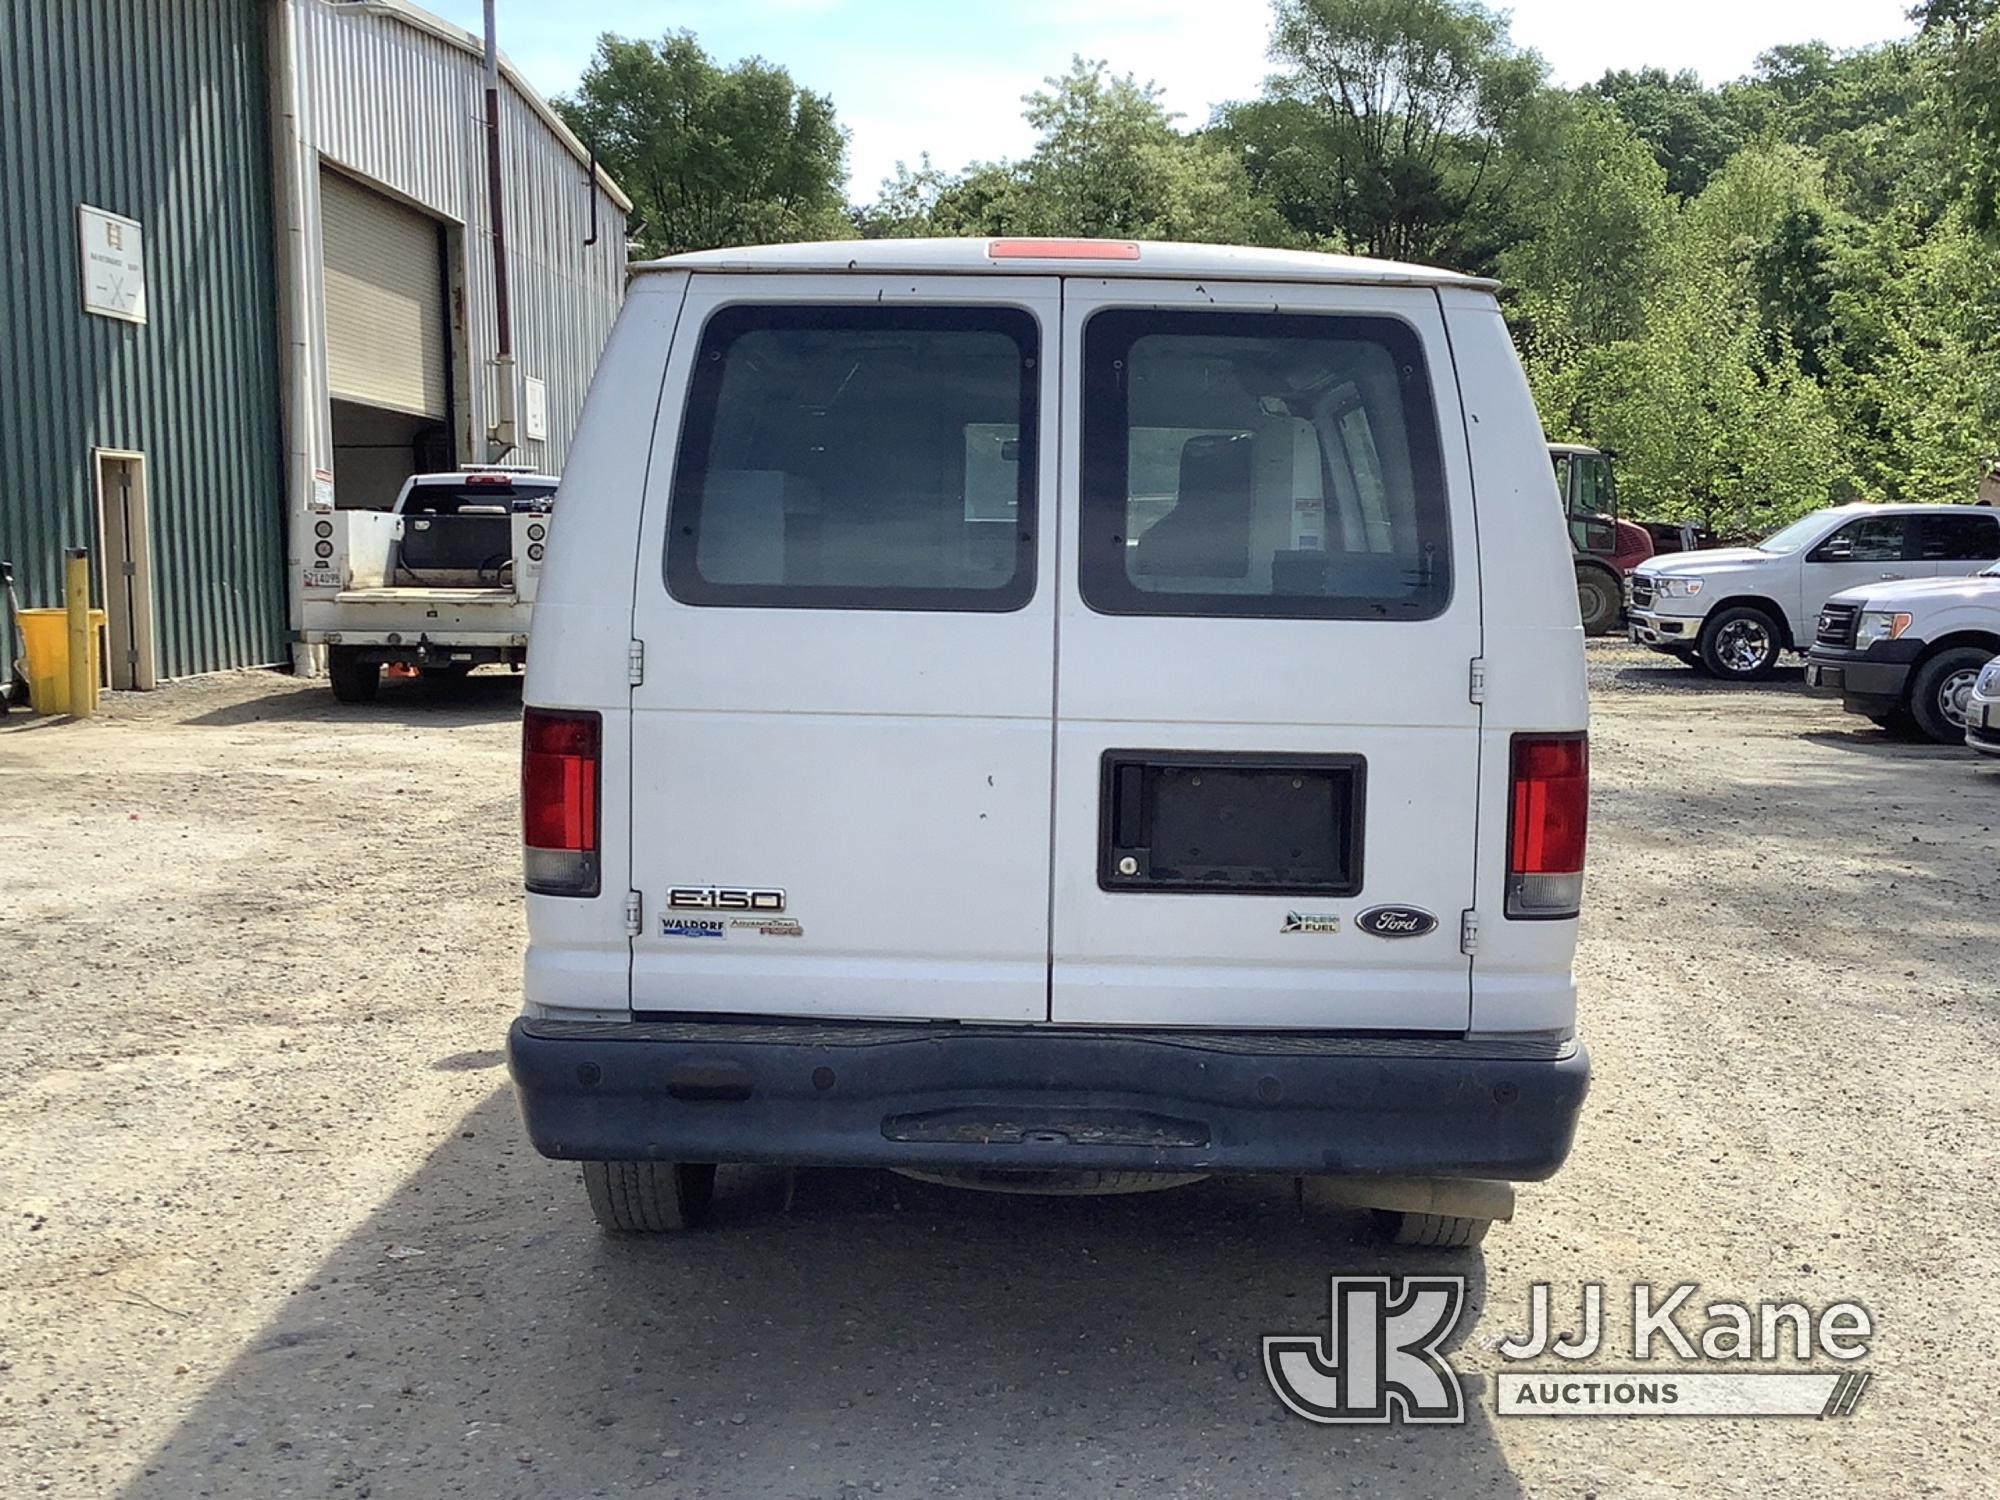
[
  {"xmin": 1965, "ymin": 655, "xmax": 2000, "ymax": 757},
  {"xmin": 507, "ymin": 238, "xmax": 1592, "ymax": 1247},
  {"xmin": 1804, "ymin": 565, "xmax": 2000, "ymax": 741},
  {"xmin": 1626, "ymin": 504, "xmax": 2000, "ymax": 680}
]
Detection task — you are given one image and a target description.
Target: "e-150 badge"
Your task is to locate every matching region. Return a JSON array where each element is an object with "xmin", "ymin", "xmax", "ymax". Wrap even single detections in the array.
[{"xmin": 666, "ymin": 885, "xmax": 786, "ymax": 912}]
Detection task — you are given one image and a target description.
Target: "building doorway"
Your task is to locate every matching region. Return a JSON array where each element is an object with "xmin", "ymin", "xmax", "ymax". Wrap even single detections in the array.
[
  {"xmin": 319, "ymin": 168, "xmax": 455, "ymax": 510},
  {"xmin": 92, "ymin": 449, "xmax": 156, "ymax": 690}
]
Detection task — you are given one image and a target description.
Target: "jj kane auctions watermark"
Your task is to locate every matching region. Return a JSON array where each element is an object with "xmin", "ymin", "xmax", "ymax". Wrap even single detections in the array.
[{"xmin": 1265, "ymin": 1279, "xmax": 1874, "ymax": 1424}]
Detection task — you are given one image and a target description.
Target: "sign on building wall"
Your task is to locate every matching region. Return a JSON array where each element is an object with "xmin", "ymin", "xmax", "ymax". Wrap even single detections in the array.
[
  {"xmin": 522, "ymin": 375, "xmax": 548, "ymax": 442},
  {"xmin": 78, "ymin": 205, "xmax": 147, "ymax": 323}
]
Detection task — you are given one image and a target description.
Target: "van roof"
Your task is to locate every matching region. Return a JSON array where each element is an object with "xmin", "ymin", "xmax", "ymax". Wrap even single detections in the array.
[{"xmin": 633, "ymin": 238, "xmax": 1497, "ymax": 291}]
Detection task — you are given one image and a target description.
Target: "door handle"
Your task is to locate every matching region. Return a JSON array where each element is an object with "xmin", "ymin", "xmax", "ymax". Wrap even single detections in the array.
[{"xmin": 1878, "ymin": 572, "xmax": 1902, "ymax": 580}]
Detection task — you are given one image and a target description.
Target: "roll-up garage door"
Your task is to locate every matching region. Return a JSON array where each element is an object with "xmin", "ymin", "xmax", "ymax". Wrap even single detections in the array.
[{"xmin": 319, "ymin": 169, "xmax": 448, "ymax": 418}]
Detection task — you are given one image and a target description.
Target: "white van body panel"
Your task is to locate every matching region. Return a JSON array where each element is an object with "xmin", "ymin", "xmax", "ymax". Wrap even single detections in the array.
[
  {"xmin": 1440, "ymin": 289, "xmax": 1588, "ymax": 1036},
  {"xmin": 523, "ymin": 273, "xmax": 689, "ymax": 1020},
  {"xmin": 524, "ymin": 249, "xmax": 1584, "ymax": 1042},
  {"xmin": 624, "ymin": 274, "xmax": 1063, "ymax": 1022},
  {"xmin": 1048, "ymin": 278, "xmax": 1482, "ymax": 1031},
  {"xmin": 511, "ymin": 243, "xmax": 1595, "ymax": 1193}
]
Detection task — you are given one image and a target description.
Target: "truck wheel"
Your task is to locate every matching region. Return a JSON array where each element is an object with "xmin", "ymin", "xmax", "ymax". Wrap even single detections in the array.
[
  {"xmin": 1372, "ymin": 1209, "xmax": 1491, "ymax": 1248},
  {"xmin": 1908, "ymin": 647, "xmax": 1990, "ymax": 744},
  {"xmin": 1575, "ymin": 568, "xmax": 1621, "ymax": 636},
  {"xmin": 582, "ymin": 1161, "xmax": 716, "ymax": 1233},
  {"xmin": 327, "ymin": 647, "xmax": 379, "ymax": 703},
  {"xmin": 1697, "ymin": 606, "xmax": 1783, "ymax": 681}
]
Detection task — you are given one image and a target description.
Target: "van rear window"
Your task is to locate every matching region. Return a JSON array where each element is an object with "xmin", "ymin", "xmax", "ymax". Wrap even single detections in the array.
[
  {"xmin": 665, "ymin": 304, "xmax": 1039, "ymax": 611},
  {"xmin": 1078, "ymin": 310, "xmax": 1450, "ymax": 620}
]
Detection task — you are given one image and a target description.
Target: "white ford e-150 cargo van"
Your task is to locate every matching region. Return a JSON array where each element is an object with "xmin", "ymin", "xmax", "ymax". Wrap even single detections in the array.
[{"xmin": 508, "ymin": 238, "xmax": 1591, "ymax": 1246}]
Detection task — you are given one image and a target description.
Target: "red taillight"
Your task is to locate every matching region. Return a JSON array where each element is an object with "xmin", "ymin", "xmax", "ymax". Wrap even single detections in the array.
[
  {"xmin": 523, "ymin": 706, "xmax": 600, "ymax": 896},
  {"xmin": 987, "ymin": 237, "xmax": 1141, "ymax": 261},
  {"xmin": 1507, "ymin": 733, "xmax": 1587, "ymax": 918}
]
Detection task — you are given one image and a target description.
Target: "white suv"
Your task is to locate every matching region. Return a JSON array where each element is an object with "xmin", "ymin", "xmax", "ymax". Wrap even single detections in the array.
[
  {"xmin": 508, "ymin": 238, "xmax": 1591, "ymax": 1246},
  {"xmin": 1626, "ymin": 505, "xmax": 2000, "ymax": 680}
]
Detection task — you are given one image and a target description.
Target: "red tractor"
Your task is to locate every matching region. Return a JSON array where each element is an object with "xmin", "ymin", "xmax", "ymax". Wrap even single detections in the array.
[{"xmin": 1551, "ymin": 443, "xmax": 1659, "ymax": 635}]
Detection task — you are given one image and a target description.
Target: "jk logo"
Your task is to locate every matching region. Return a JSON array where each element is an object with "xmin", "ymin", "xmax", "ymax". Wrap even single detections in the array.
[{"xmin": 1264, "ymin": 1276, "xmax": 1468, "ymax": 1424}]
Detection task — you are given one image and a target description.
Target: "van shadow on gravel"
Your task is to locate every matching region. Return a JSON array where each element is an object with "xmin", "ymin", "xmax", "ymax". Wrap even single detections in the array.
[{"xmin": 119, "ymin": 1089, "xmax": 1524, "ymax": 1499}]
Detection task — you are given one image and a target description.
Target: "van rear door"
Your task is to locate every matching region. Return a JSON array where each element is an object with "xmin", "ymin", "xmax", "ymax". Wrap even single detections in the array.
[
  {"xmin": 626, "ymin": 275, "xmax": 1059, "ymax": 1021},
  {"xmin": 1049, "ymin": 279, "xmax": 1481, "ymax": 1030}
]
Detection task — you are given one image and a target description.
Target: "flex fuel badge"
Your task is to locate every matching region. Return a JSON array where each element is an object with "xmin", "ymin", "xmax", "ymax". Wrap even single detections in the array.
[{"xmin": 1282, "ymin": 912, "xmax": 1341, "ymax": 934}]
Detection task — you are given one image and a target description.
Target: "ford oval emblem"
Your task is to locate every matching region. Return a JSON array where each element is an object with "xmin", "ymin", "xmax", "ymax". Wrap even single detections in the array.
[{"xmin": 1356, "ymin": 906, "xmax": 1438, "ymax": 939}]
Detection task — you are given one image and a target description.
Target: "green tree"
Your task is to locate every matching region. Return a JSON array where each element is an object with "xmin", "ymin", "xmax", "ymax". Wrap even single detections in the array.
[
  {"xmin": 1584, "ymin": 261, "xmax": 1849, "ymax": 537},
  {"xmin": 1745, "ymin": 207, "xmax": 1840, "ymax": 378},
  {"xmin": 1219, "ymin": 0, "xmax": 1549, "ymax": 265},
  {"xmin": 1830, "ymin": 206, "xmax": 2000, "ymax": 499},
  {"xmin": 1736, "ymin": 41, "xmax": 1937, "ymax": 218},
  {"xmin": 1588, "ymin": 67, "xmax": 1745, "ymax": 197},
  {"xmin": 555, "ymin": 32, "xmax": 851, "ymax": 257},
  {"xmin": 860, "ymin": 59, "xmax": 1287, "ymax": 244},
  {"xmin": 1914, "ymin": 0, "xmax": 2000, "ymax": 235},
  {"xmin": 1684, "ymin": 142, "xmax": 1833, "ymax": 254},
  {"xmin": 1496, "ymin": 99, "xmax": 1671, "ymax": 436}
]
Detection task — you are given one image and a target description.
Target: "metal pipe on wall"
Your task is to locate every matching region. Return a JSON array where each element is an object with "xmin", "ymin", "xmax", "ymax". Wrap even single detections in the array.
[
  {"xmin": 268, "ymin": 0, "xmax": 319, "ymax": 673},
  {"xmin": 483, "ymin": 0, "xmax": 517, "ymax": 457}
]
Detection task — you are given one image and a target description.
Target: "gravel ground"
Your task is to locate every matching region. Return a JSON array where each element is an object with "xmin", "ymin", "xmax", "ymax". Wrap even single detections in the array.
[{"xmin": 1, "ymin": 643, "xmax": 1996, "ymax": 1498}]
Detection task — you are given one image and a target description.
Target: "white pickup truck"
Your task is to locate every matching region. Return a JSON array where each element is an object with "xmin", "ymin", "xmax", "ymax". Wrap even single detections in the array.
[
  {"xmin": 299, "ymin": 467, "xmax": 557, "ymax": 701},
  {"xmin": 1805, "ymin": 565, "xmax": 2000, "ymax": 741},
  {"xmin": 1625, "ymin": 503, "xmax": 2000, "ymax": 680}
]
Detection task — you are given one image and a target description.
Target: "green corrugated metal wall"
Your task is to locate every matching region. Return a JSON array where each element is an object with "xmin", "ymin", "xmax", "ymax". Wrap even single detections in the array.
[{"xmin": 0, "ymin": 0, "xmax": 286, "ymax": 683}]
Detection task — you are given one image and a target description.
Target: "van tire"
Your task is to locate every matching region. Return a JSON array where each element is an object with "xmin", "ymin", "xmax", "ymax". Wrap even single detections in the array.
[
  {"xmin": 1372, "ymin": 1209, "xmax": 1492, "ymax": 1248},
  {"xmin": 582, "ymin": 1161, "xmax": 716, "ymax": 1233},
  {"xmin": 327, "ymin": 647, "xmax": 379, "ymax": 703},
  {"xmin": 1908, "ymin": 646, "xmax": 1990, "ymax": 744},
  {"xmin": 1575, "ymin": 567, "xmax": 1621, "ymax": 636},
  {"xmin": 1697, "ymin": 605, "xmax": 1783, "ymax": 681}
]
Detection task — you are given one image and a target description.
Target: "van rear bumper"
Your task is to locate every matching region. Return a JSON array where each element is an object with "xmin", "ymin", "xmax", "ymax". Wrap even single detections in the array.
[{"xmin": 507, "ymin": 1017, "xmax": 1590, "ymax": 1182}]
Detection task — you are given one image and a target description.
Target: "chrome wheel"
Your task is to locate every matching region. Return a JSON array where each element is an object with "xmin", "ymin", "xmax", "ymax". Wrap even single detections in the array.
[
  {"xmin": 1713, "ymin": 617, "xmax": 1773, "ymax": 674},
  {"xmin": 1937, "ymin": 667, "xmax": 1980, "ymax": 729}
]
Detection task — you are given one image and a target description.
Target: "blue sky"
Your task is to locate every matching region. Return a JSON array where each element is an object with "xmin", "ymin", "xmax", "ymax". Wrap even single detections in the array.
[{"xmin": 426, "ymin": 0, "xmax": 1920, "ymax": 200}]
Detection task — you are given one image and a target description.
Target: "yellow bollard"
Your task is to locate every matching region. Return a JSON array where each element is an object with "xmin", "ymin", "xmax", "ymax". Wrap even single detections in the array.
[{"xmin": 64, "ymin": 548, "xmax": 94, "ymax": 719}]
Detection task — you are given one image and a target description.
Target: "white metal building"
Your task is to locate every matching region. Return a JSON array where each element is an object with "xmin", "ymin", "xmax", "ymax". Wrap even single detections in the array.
[{"xmin": 272, "ymin": 0, "xmax": 630, "ymax": 640}]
